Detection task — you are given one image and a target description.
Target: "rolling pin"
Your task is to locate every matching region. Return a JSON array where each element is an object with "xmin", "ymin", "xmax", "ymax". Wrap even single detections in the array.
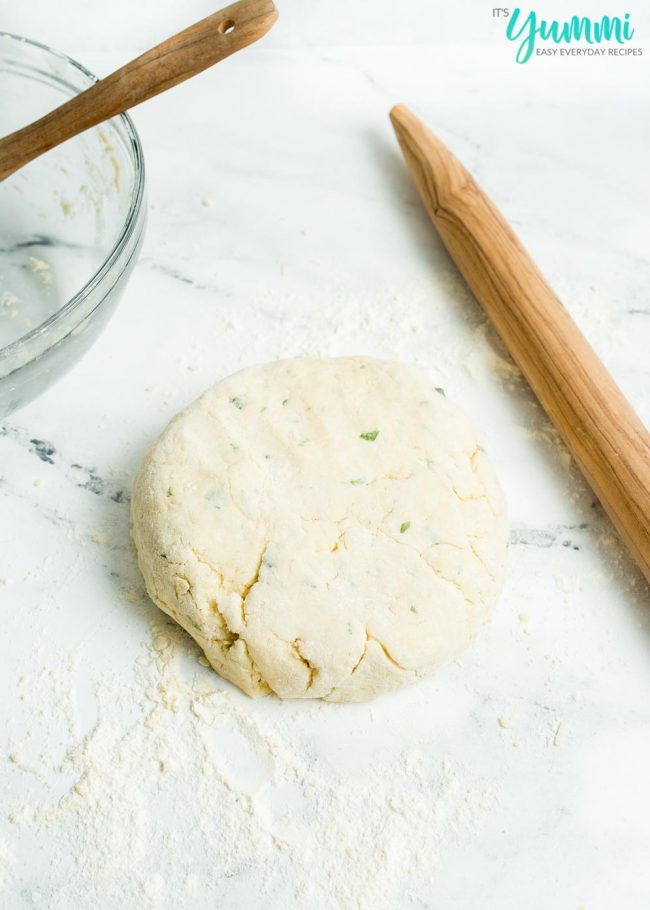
[{"xmin": 390, "ymin": 103, "xmax": 650, "ymax": 586}]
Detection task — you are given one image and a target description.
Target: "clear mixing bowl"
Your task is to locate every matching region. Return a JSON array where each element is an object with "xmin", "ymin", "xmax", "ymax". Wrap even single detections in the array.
[{"xmin": 0, "ymin": 33, "xmax": 146, "ymax": 418}]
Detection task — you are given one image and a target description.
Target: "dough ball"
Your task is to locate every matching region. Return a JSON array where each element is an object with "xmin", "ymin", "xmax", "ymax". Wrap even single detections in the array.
[{"xmin": 131, "ymin": 357, "xmax": 508, "ymax": 701}]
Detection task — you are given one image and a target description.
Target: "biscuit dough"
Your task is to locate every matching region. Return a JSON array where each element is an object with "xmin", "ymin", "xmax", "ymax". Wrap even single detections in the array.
[{"xmin": 131, "ymin": 357, "xmax": 508, "ymax": 701}]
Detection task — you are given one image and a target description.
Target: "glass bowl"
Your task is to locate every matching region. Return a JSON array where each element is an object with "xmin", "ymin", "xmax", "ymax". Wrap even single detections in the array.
[{"xmin": 0, "ymin": 33, "xmax": 146, "ymax": 418}]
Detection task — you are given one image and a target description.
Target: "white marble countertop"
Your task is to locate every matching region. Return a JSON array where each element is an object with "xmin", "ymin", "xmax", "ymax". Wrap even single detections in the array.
[{"xmin": 1, "ymin": 2, "xmax": 650, "ymax": 908}]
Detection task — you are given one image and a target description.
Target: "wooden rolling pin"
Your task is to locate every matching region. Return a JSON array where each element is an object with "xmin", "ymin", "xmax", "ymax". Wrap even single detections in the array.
[{"xmin": 390, "ymin": 103, "xmax": 650, "ymax": 586}]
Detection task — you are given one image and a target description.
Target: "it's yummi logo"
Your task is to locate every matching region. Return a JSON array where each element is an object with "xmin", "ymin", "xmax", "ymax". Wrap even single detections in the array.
[{"xmin": 501, "ymin": 8, "xmax": 636, "ymax": 63}]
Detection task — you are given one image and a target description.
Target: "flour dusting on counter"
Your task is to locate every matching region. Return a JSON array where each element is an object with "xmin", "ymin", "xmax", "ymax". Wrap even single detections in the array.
[
  {"xmin": 1, "ymin": 26, "xmax": 649, "ymax": 907},
  {"xmin": 3, "ymin": 617, "xmax": 494, "ymax": 910}
]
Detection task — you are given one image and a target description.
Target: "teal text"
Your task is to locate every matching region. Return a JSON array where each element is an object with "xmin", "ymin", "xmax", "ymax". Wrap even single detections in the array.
[{"xmin": 506, "ymin": 9, "xmax": 635, "ymax": 63}]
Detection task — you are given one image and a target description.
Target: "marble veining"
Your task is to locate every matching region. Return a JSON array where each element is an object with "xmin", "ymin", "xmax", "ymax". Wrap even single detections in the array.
[{"xmin": 0, "ymin": 3, "xmax": 649, "ymax": 907}]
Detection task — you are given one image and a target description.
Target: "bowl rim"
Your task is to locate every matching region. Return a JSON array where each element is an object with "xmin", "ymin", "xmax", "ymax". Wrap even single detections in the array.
[{"xmin": 0, "ymin": 31, "xmax": 146, "ymax": 361}]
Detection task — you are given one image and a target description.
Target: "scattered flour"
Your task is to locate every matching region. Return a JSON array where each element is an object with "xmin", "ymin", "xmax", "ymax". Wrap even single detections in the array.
[
  {"xmin": 552, "ymin": 721, "xmax": 569, "ymax": 747},
  {"xmin": 2, "ymin": 619, "xmax": 496, "ymax": 910},
  {"xmin": 2, "ymin": 268, "xmax": 640, "ymax": 907}
]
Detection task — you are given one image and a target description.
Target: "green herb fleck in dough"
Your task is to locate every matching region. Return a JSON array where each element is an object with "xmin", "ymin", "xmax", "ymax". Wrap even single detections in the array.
[
  {"xmin": 282, "ymin": 399, "xmax": 289, "ymax": 406},
  {"xmin": 435, "ymin": 387, "xmax": 445, "ymax": 396},
  {"xmin": 360, "ymin": 429, "xmax": 379, "ymax": 441},
  {"xmin": 229, "ymin": 396, "xmax": 246, "ymax": 410},
  {"xmin": 477, "ymin": 444, "xmax": 485, "ymax": 453},
  {"xmin": 262, "ymin": 554, "xmax": 275, "ymax": 569},
  {"xmin": 166, "ymin": 488, "xmax": 173, "ymax": 498},
  {"xmin": 410, "ymin": 605, "xmax": 418, "ymax": 613},
  {"xmin": 160, "ymin": 553, "xmax": 167, "ymax": 560},
  {"xmin": 400, "ymin": 521, "xmax": 411, "ymax": 534},
  {"xmin": 349, "ymin": 478, "xmax": 364, "ymax": 486}
]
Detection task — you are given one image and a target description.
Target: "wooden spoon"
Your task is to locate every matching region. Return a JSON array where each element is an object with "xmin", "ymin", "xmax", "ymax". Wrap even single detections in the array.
[
  {"xmin": 390, "ymin": 103, "xmax": 650, "ymax": 586},
  {"xmin": 0, "ymin": 0, "xmax": 278, "ymax": 182}
]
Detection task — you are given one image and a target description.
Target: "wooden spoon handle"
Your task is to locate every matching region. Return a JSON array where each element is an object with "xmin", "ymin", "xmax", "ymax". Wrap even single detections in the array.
[
  {"xmin": 0, "ymin": 0, "xmax": 278, "ymax": 182},
  {"xmin": 390, "ymin": 103, "xmax": 650, "ymax": 586}
]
